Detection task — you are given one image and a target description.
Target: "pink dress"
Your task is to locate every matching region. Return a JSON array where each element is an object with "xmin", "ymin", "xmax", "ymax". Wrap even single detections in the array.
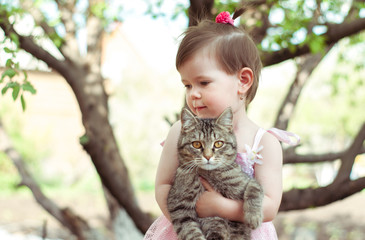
[{"xmin": 144, "ymin": 128, "xmax": 300, "ymax": 240}]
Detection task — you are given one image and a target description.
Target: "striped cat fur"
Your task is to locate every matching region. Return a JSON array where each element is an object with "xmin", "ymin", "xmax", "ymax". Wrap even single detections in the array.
[{"xmin": 167, "ymin": 108, "xmax": 264, "ymax": 240}]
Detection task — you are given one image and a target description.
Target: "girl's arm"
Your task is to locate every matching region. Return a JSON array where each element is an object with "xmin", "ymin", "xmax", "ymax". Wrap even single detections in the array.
[
  {"xmin": 155, "ymin": 121, "xmax": 181, "ymax": 221},
  {"xmin": 196, "ymin": 132, "xmax": 283, "ymax": 223},
  {"xmin": 254, "ymin": 132, "xmax": 283, "ymax": 221}
]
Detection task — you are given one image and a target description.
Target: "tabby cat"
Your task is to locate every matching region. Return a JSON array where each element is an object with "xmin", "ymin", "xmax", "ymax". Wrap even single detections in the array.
[{"xmin": 167, "ymin": 108, "xmax": 264, "ymax": 240}]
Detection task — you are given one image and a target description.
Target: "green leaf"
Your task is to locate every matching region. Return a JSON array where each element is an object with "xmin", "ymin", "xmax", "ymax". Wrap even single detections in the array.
[
  {"xmin": 2, "ymin": 82, "xmax": 17, "ymax": 96},
  {"xmin": 4, "ymin": 47, "xmax": 13, "ymax": 53},
  {"xmin": 12, "ymin": 84, "xmax": 20, "ymax": 100},
  {"xmin": 5, "ymin": 59, "xmax": 13, "ymax": 67},
  {"xmin": 305, "ymin": 34, "xmax": 327, "ymax": 54},
  {"xmin": 6, "ymin": 82, "xmax": 17, "ymax": 88},
  {"xmin": 1, "ymin": 68, "xmax": 17, "ymax": 81},
  {"xmin": 9, "ymin": 33, "xmax": 19, "ymax": 48},
  {"xmin": 79, "ymin": 134, "xmax": 89, "ymax": 145},
  {"xmin": 91, "ymin": 2, "xmax": 107, "ymax": 19},
  {"xmin": 21, "ymin": 94, "xmax": 26, "ymax": 111},
  {"xmin": 22, "ymin": 81, "xmax": 36, "ymax": 94},
  {"xmin": 1, "ymin": 86, "xmax": 9, "ymax": 95},
  {"xmin": 22, "ymin": 70, "xmax": 28, "ymax": 81}
]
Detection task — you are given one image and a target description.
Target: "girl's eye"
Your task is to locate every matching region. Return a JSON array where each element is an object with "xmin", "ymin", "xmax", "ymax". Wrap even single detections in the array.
[
  {"xmin": 214, "ymin": 141, "xmax": 224, "ymax": 148},
  {"xmin": 192, "ymin": 141, "xmax": 202, "ymax": 149},
  {"xmin": 184, "ymin": 84, "xmax": 192, "ymax": 89},
  {"xmin": 200, "ymin": 81, "xmax": 210, "ymax": 86}
]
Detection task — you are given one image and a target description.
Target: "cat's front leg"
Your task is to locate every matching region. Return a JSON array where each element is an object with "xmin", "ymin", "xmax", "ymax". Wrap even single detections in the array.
[
  {"xmin": 168, "ymin": 174, "xmax": 206, "ymax": 240},
  {"xmin": 200, "ymin": 217, "xmax": 230, "ymax": 240},
  {"xmin": 242, "ymin": 180, "xmax": 264, "ymax": 229},
  {"xmin": 176, "ymin": 220, "xmax": 206, "ymax": 240}
]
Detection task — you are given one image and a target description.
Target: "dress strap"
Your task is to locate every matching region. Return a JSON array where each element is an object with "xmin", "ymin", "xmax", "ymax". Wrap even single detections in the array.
[
  {"xmin": 267, "ymin": 128, "xmax": 300, "ymax": 146},
  {"xmin": 252, "ymin": 128, "xmax": 267, "ymax": 151}
]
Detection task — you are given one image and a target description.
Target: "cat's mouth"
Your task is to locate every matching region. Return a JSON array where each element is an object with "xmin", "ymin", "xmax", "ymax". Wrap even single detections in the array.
[{"xmin": 200, "ymin": 157, "xmax": 220, "ymax": 170}]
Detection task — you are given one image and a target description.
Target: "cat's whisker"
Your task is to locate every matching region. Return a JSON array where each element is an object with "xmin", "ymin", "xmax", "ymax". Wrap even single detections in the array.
[
  {"xmin": 179, "ymin": 161, "xmax": 198, "ymax": 175},
  {"xmin": 185, "ymin": 164, "xmax": 196, "ymax": 174}
]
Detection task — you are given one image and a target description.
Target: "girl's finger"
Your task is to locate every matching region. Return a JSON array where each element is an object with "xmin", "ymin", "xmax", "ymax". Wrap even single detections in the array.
[{"xmin": 199, "ymin": 177, "xmax": 214, "ymax": 191}]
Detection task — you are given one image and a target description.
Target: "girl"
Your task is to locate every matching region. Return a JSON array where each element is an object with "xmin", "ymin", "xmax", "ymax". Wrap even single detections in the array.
[{"xmin": 144, "ymin": 9, "xmax": 299, "ymax": 240}]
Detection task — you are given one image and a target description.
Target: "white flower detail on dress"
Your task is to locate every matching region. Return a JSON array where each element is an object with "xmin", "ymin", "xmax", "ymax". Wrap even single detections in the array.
[
  {"xmin": 245, "ymin": 144, "xmax": 264, "ymax": 165},
  {"xmin": 236, "ymin": 145, "xmax": 264, "ymax": 178}
]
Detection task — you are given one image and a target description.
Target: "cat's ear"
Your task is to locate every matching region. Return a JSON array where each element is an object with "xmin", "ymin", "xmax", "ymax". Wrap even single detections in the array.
[
  {"xmin": 181, "ymin": 108, "xmax": 198, "ymax": 132},
  {"xmin": 216, "ymin": 108, "xmax": 233, "ymax": 131}
]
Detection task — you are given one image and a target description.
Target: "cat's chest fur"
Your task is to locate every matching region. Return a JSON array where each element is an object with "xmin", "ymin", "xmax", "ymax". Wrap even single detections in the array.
[{"xmin": 197, "ymin": 165, "xmax": 247, "ymax": 199}]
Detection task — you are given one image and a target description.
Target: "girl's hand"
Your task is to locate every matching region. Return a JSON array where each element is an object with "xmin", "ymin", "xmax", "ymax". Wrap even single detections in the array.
[{"xmin": 196, "ymin": 177, "xmax": 225, "ymax": 218}]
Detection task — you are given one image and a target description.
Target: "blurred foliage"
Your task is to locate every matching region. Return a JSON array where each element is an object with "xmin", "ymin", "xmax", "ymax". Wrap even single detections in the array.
[
  {"xmin": 294, "ymin": 34, "xmax": 365, "ymax": 144},
  {"xmin": 276, "ymin": 213, "xmax": 365, "ymax": 240},
  {"xmin": 0, "ymin": 104, "xmax": 44, "ymax": 169},
  {"xmin": 0, "ymin": 101, "xmax": 89, "ymax": 194},
  {"xmin": 147, "ymin": 0, "xmax": 365, "ymax": 57},
  {"xmin": 0, "ymin": 40, "xmax": 37, "ymax": 111},
  {"xmin": 284, "ymin": 32, "xmax": 365, "ymax": 190},
  {"xmin": 0, "ymin": 152, "xmax": 22, "ymax": 194}
]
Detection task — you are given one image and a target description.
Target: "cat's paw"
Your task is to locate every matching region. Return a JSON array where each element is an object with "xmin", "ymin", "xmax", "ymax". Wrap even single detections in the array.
[
  {"xmin": 206, "ymin": 232, "xmax": 225, "ymax": 240},
  {"xmin": 244, "ymin": 211, "xmax": 263, "ymax": 229}
]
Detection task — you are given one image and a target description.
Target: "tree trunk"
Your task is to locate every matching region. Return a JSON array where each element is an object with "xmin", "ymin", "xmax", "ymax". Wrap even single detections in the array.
[
  {"xmin": 67, "ymin": 68, "xmax": 153, "ymax": 233},
  {"xmin": 103, "ymin": 186, "xmax": 144, "ymax": 239}
]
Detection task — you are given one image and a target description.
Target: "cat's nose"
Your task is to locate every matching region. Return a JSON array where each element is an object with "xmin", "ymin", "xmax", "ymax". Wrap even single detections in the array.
[
  {"xmin": 203, "ymin": 149, "xmax": 213, "ymax": 161},
  {"xmin": 204, "ymin": 154, "xmax": 212, "ymax": 161}
]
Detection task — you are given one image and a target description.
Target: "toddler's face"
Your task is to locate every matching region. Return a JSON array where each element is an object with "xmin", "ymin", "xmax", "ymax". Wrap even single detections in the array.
[{"xmin": 178, "ymin": 49, "xmax": 242, "ymax": 119}]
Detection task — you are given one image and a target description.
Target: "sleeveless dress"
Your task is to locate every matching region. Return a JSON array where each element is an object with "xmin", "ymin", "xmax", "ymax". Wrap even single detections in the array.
[{"xmin": 144, "ymin": 128, "xmax": 300, "ymax": 240}]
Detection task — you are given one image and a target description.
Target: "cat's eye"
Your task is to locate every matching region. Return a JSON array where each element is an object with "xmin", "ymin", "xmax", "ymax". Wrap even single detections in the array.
[
  {"xmin": 192, "ymin": 141, "xmax": 202, "ymax": 149},
  {"xmin": 214, "ymin": 141, "xmax": 224, "ymax": 148}
]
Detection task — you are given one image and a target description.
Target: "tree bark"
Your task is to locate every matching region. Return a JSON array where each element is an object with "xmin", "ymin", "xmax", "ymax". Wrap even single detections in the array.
[
  {"xmin": 274, "ymin": 45, "xmax": 333, "ymax": 130},
  {"xmin": 261, "ymin": 18, "xmax": 365, "ymax": 66},
  {"xmin": 280, "ymin": 177, "xmax": 365, "ymax": 211},
  {"xmin": 188, "ymin": 0, "xmax": 214, "ymax": 26},
  {"xmin": 281, "ymin": 123, "xmax": 365, "ymax": 211},
  {"xmin": 73, "ymin": 70, "xmax": 153, "ymax": 233}
]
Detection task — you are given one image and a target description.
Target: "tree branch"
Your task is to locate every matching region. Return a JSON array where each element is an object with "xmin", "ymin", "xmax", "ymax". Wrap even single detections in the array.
[
  {"xmin": 0, "ymin": 121, "xmax": 101, "ymax": 240},
  {"xmin": 85, "ymin": 0, "xmax": 104, "ymax": 72},
  {"xmin": 262, "ymin": 17, "xmax": 365, "ymax": 66},
  {"xmin": 334, "ymin": 123, "xmax": 365, "ymax": 183},
  {"xmin": 284, "ymin": 150, "xmax": 345, "ymax": 164},
  {"xmin": 241, "ymin": 0, "xmax": 274, "ymax": 44},
  {"xmin": 280, "ymin": 176, "xmax": 365, "ymax": 211},
  {"xmin": 0, "ymin": 13, "xmax": 79, "ymax": 84},
  {"xmin": 281, "ymin": 123, "xmax": 365, "ymax": 211},
  {"xmin": 20, "ymin": 0, "xmax": 62, "ymax": 44},
  {"xmin": 54, "ymin": 0, "xmax": 82, "ymax": 62},
  {"xmin": 274, "ymin": 44, "xmax": 334, "ymax": 130},
  {"xmin": 284, "ymin": 123, "xmax": 365, "ymax": 164}
]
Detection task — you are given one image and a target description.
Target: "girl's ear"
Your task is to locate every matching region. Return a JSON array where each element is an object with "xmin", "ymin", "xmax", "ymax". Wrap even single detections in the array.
[{"xmin": 237, "ymin": 67, "xmax": 253, "ymax": 95}]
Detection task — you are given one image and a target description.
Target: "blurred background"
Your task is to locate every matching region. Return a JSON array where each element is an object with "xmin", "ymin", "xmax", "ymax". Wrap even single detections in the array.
[{"xmin": 0, "ymin": 0, "xmax": 364, "ymax": 239}]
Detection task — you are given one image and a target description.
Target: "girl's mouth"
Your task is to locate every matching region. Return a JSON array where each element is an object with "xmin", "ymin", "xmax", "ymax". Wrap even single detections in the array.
[{"xmin": 195, "ymin": 106, "xmax": 206, "ymax": 112}]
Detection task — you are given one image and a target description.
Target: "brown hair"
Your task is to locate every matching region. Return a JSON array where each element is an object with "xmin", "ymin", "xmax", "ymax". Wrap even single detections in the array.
[{"xmin": 176, "ymin": 15, "xmax": 262, "ymax": 106}]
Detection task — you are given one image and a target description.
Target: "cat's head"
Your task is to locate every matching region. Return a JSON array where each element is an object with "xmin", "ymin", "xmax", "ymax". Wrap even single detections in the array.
[{"xmin": 178, "ymin": 108, "xmax": 237, "ymax": 171}]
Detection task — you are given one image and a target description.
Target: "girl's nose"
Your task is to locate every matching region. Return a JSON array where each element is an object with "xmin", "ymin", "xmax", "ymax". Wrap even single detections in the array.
[{"xmin": 189, "ymin": 87, "xmax": 201, "ymax": 99}]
